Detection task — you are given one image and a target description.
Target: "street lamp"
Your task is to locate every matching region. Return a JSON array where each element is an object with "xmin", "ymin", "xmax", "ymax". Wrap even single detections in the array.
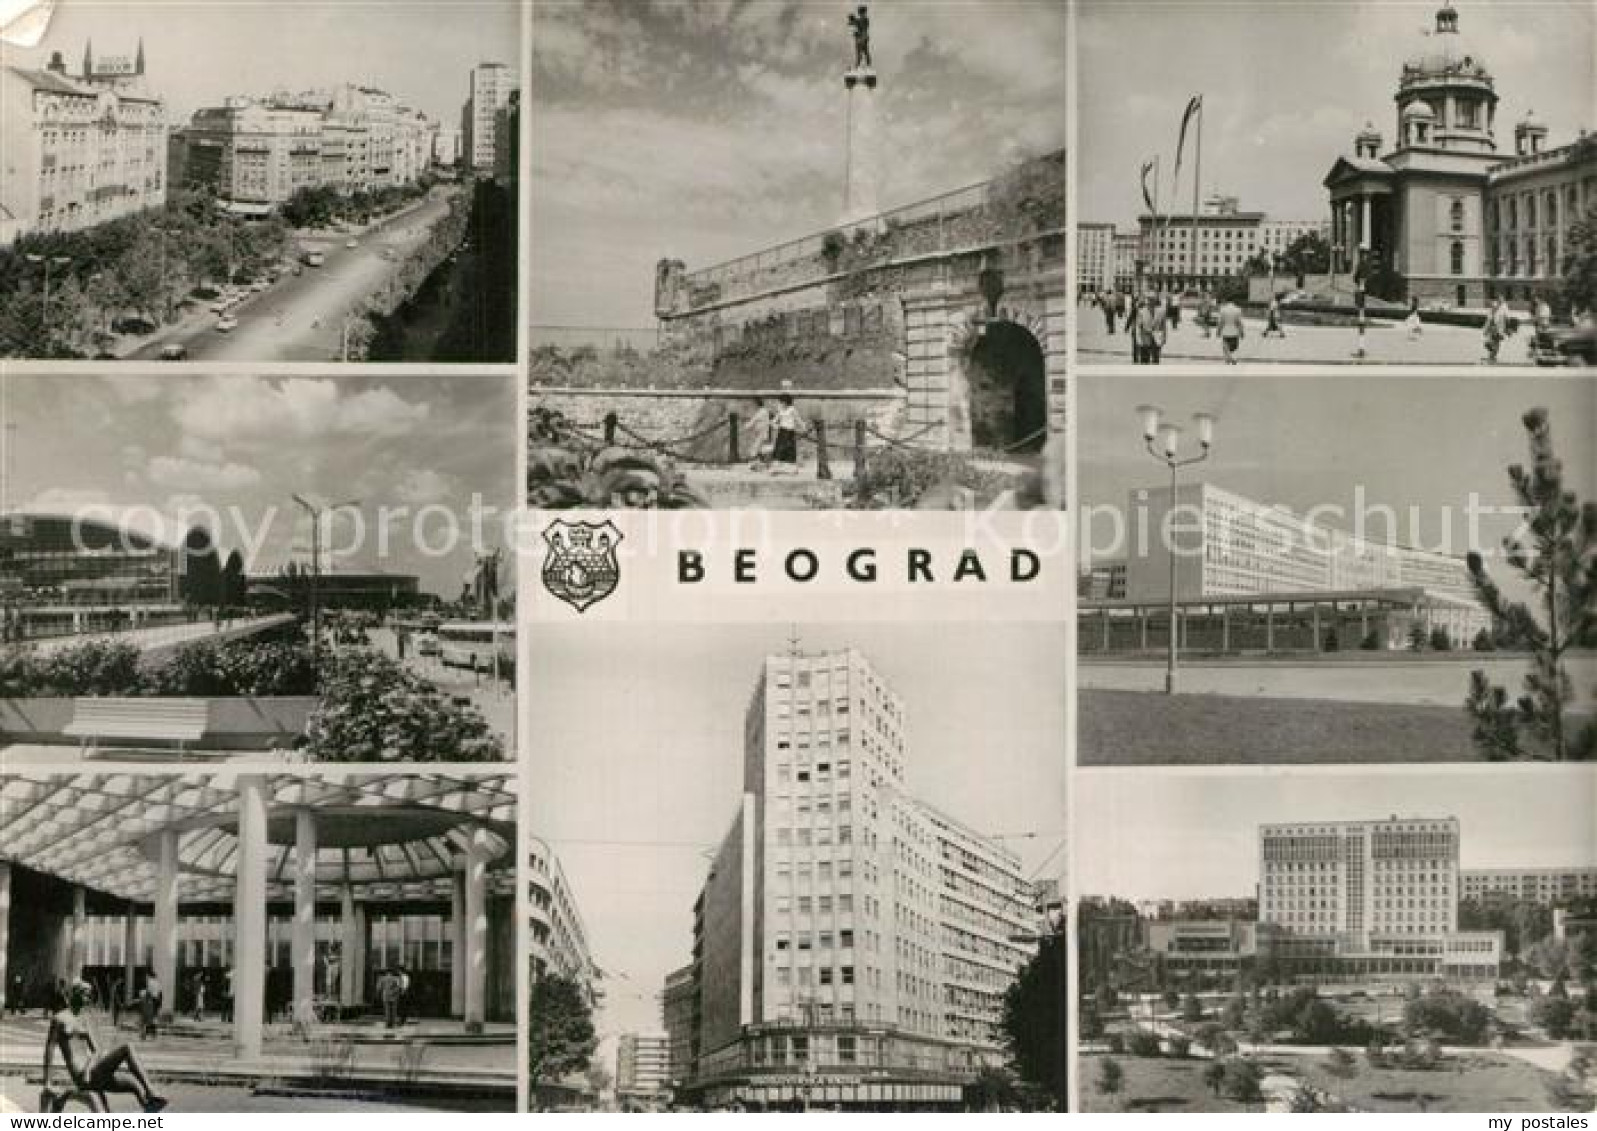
[
  {"xmin": 24, "ymin": 253, "xmax": 73, "ymax": 348},
  {"xmin": 1136, "ymin": 404, "xmax": 1216, "ymax": 694},
  {"xmin": 292, "ymin": 494, "xmax": 360, "ymax": 671}
]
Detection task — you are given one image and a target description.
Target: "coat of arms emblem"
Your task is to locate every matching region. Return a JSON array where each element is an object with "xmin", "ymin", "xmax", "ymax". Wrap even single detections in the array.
[{"xmin": 541, "ymin": 519, "xmax": 622, "ymax": 612}]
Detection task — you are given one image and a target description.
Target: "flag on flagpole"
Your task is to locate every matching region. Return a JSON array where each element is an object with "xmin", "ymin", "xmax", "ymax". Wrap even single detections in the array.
[
  {"xmin": 1140, "ymin": 159, "xmax": 1158, "ymax": 216},
  {"xmin": 1173, "ymin": 94, "xmax": 1202, "ymax": 181}
]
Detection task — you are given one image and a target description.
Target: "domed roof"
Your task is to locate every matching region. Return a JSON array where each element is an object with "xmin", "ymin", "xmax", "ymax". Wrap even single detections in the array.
[
  {"xmin": 1402, "ymin": 102, "xmax": 1436, "ymax": 120},
  {"xmin": 1403, "ymin": 5, "xmax": 1489, "ymax": 79},
  {"xmin": 1517, "ymin": 108, "xmax": 1547, "ymax": 131},
  {"xmin": 1357, "ymin": 119, "xmax": 1383, "ymax": 139}
]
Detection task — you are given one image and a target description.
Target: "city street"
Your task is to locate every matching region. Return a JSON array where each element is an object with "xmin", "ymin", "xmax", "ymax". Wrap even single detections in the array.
[
  {"xmin": 125, "ymin": 192, "xmax": 458, "ymax": 363},
  {"xmin": 1077, "ymin": 307, "xmax": 1544, "ymax": 367}
]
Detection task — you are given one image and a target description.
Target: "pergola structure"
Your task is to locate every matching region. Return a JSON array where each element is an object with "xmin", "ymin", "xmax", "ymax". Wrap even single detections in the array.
[{"xmin": 0, "ymin": 772, "xmax": 515, "ymax": 1057}]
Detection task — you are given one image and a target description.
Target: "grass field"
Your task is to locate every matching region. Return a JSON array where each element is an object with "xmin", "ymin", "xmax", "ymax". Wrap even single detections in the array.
[
  {"xmin": 1079, "ymin": 689, "xmax": 1477, "ymax": 764},
  {"xmin": 1078, "ymin": 1055, "xmax": 1262, "ymax": 1113},
  {"xmin": 1283, "ymin": 1051, "xmax": 1580, "ymax": 1113}
]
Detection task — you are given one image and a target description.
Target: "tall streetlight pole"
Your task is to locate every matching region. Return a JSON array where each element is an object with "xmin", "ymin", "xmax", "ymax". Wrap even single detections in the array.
[
  {"xmin": 1136, "ymin": 404, "xmax": 1216, "ymax": 695},
  {"xmin": 292, "ymin": 494, "xmax": 360, "ymax": 673},
  {"xmin": 24, "ymin": 254, "xmax": 73, "ymax": 350}
]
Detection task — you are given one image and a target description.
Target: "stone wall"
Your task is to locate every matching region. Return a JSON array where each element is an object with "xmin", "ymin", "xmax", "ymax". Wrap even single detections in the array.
[{"xmin": 530, "ymin": 387, "xmax": 908, "ymax": 464}]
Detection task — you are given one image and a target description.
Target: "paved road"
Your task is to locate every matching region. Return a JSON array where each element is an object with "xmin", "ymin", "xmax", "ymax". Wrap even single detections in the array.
[
  {"xmin": 126, "ymin": 193, "xmax": 458, "ymax": 363},
  {"xmin": 1080, "ymin": 654, "xmax": 1597, "ymax": 707},
  {"xmin": 1078, "ymin": 306, "xmax": 1546, "ymax": 366}
]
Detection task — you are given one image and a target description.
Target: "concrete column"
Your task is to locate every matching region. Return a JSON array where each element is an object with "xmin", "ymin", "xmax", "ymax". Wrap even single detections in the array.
[
  {"xmin": 1311, "ymin": 605, "xmax": 1322, "ymax": 651},
  {"xmin": 450, "ymin": 871, "xmax": 467, "ymax": 1016},
  {"xmin": 1100, "ymin": 609, "xmax": 1110, "ymax": 653},
  {"xmin": 292, "ymin": 809, "xmax": 318, "ymax": 1010},
  {"xmin": 1360, "ymin": 195, "xmax": 1372, "ymax": 251},
  {"xmin": 463, "ymin": 825, "xmax": 491, "ymax": 1030},
  {"xmin": 1265, "ymin": 606, "xmax": 1276, "ymax": 652},
  {"xmin": 0, "ymin": 863, "xmax": 10, "ymax": 1012},
  {"xmin": 841, "ymin": 68, "xmax": 880, "ymax": 225},
  {"xmin": 122, "ymin": 908, "xmax": 137, "ymax": 996},
  {"xmin": 351, "ymin": 904, "xmax": 367, "ymax": 1008},
  {"xmin": 233, "ymin": 776, "xmax": 269, "ymax": 1059},
  {"xmin": 1138, "ymin": 609, "xmax": 1149, "ymax": 650},
  {"xmin": 340, "ymin": 886, "xmax": 359, "ymax": 1009},
  {"xmin": 1221, "ymin": 605, "xmax": 1231, "ymax": 653},
  {"xmin": 67, "ymin": 886, "xmax": 86, "ymax": 980},
  {"xmin": 153, "ymin": 827, "xmax": 179, "ymax": 1023}
]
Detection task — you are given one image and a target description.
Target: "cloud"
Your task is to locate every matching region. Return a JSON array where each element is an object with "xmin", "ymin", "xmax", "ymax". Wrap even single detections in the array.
[
  {"xmin": 392, "ymin": 468, "xmax": 459, "ymax": 505},
  {"xmin": 148, "ymin": 455, "xmax": 263, "ymax": 491},
  {"xmin": 173, "ymin": 377, "xmax": 430, "ymax": 447},
  {"xmin": 100, "ymin": 375, "xmax": 168, "ymax": 404}
]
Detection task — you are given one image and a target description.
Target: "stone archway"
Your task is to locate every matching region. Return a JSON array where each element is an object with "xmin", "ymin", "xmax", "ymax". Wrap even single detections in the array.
[{"xmin": 946, "ymin": 302, "xmax": 1049, "ymax": 454}]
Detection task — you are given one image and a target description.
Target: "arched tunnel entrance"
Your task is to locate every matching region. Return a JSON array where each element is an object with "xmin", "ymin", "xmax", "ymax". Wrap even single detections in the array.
[{"xmin": 965, "ymin": 320, "xmax": 1047, "ymax": 454}]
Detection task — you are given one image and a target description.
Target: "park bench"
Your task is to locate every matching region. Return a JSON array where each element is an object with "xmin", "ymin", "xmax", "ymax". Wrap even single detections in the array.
[{"xmin": 61, "ymin": 698, "xmax": 210, "ymax": 759}]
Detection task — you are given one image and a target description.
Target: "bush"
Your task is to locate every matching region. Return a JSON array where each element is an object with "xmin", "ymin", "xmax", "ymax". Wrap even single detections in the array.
[
  {"xmin": 1429, "ymin": 626, "xmax": 1454, "ymax": 651},
  {"xmin": 1166, "ymin": 1034, "xmax": 1192, "ymax": 1059},
  {"xmin": 1404, "ymin": 987, "xmax": 1491, "ymax": 1045},
  {"xmin": 1325, "ymin": 1046, "xmax": 1358, "ymax": 1079},
  {"xmin": 1472, "ymin": 628, "xmax": 1497, "ymax": 652},
  {"xmin": 1126, "ymin": 1029, "xmax": 1162, "ymax": 1058},
  {"xmin": 851, "ymin": 446, "xmax": 1020, "ymax": 509},
  {"xmin": 1533, "ymin": 996, "xmax": 1577, "ymax": 1039},
  {"xmin": 1219, "ymin": 1057, "xmax": 1263, "ymax": 1102},
  {"xmin": 1105, "ymin": 1031, "xmax": 1125, "ymax": 1054},
  {"xmin": 302, "ymin": 648, "xmax": 504, "ymax": 761},
  {"xmin": 1182, "ymin": 993, "xmax": 1205, "ymax": 1022},
  {"xmin": 1360, "ymin": 630, "xmax": 1383, "ymax": 651},
  {"xmin": 1, "ymin": 640, "xmax": 145, "ymax": 696}
]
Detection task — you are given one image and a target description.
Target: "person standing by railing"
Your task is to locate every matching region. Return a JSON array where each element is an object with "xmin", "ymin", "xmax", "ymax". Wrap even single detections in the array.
[{"xmin": 772, "ymin": 395, "xmax": 805, "ymax": 475}]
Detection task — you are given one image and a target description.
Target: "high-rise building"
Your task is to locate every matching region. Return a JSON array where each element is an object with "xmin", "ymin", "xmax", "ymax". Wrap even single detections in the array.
[
  {"xmin": 1134, "ymin": 195, "xmax": 1329, "ymax": 292},
  {"xmin": 616, "ymin": 1032, "xmax": 671, "ymax": 1104},
  {"xmin": 661, "ymin": 964, "xmax": 699, "ymax": 1088},
  {"xmin": 1257, "ymin": 817, "xmax": 1501, "ymax": 979},
  {"xmin": 673, "ymin": 647, "xmax": 1039, "ymax": 1110},
  {"xmin": 463, "ymin": 62, "xmax": 519, "ymax": 175},
  {"xmin": 1461, "ymin": 867, "xmax": 1597, "ymax": 905},
  {"xmin": 1077, "ymin": 221, "xmax": 1114, "ymax": 294},
  {"xmin": 1, "ymin": 44, "xmax": 167, "ymax": 242}
]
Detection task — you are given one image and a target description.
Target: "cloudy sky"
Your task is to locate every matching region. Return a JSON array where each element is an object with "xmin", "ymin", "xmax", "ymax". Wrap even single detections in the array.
[
  {"xmin": 1078, "ymin": 373, "xmax": 1597, "ymax": 604},
  {"xmin": 1078, "ymin": 766, "xmax": 1597, "ymax": 902},
  {"xmin": 528, "ymin": 621, "xmax": 1068, "ymax": 1040},
  {"xmin": 530, "ymin": 0, "xmax": 1068, "ymax": 327},
  {"xmin": 0, "ymin": 0, "xmax": 519, "ymax": 127},
  {"xmin": 1, "ymin": 373, "xmax": 517, "ymax": 598},
  {"xmin": 1079, "ymin": 0, "xmax": 1595, "ymax": 227}
]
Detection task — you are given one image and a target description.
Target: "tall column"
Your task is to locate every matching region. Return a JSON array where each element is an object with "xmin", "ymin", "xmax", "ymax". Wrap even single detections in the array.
[
  {"xmin": 153, "ymin": 827, "xmax": 179, "ymax": 1023},
  {"xmin": 67, "ymin": 886, "xmax": 86, "ymax": 980},
  {"xmin": 340, "ymin": 885, "xmax": 359, "ymax": 1009},
  {"xmin": 233, "ymin": 776, "xmax": 269, "ymax": 1059},
  {"xmin": 292, "ymin": 809, "xmax": 318, "ymax": 1011},
  {"xmin": 450, "ymin": 871, "xmax": 467, "ymax": 1016},
  {"xmin": 1360, "ymin": 194, "xmax": 1372, "ymax": 251},
  {"xmin": 351, "ymin": 904, "xmax": 367, "ymax": 1009},
  {"xmin": 841, "ymin": 65, "xmax": 880, "ymax": 225},
  {"xmin": 122, "ymin": 908, "xmax": 137, "ymax": 997},
  {"xmin": 463, "ymin": 825, "xmax": 491, "ymax": 1031},
  {"xmin": 0, "ymin": 863, "xmax": 10, "ymax": 1013}
]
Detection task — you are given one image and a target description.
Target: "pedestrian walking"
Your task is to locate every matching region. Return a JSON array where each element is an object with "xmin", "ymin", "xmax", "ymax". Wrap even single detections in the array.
[
  {"xmin": 140, "ymin": 973, "xmax": 162, "ymax": 1039},
  {"xmin": 1100, "ymin": 290, "xmax": 1117, "ymax": 335},
  {"xmin": 1404, "ymin": 297, "xmax": 1423, "ymax": 341},
  {"xmin": 1133, "ymin": 296, "xmax": 1166, "ymax": 364},
  {"xmin": 771, "ymin": 394, "xmax": 804, "ymax": 474},
  {"xmin": 1483, "ymin": 297, "xmax": 1510, "ymax": 364},
  {"xmin": 1262, "ymin": 296, "xmax": 1286, "ymax": 339},
  {"xmin": 190, "ymin": 972, "xmax": 206, "ymax": 1023},
  {"xmin": 377, "ymin": 969, "xmax": 400, "ymax": 1030},
  {"xmin": 746, "ymin": 396, "xmax": 775, "ymax": 469},
  {"xmin": 1216, "ymin": 300, "xmax": 1245, "ymax": 364}
]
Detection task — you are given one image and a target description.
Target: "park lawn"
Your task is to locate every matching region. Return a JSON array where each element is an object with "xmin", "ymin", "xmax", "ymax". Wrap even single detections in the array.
[
  {"xmin": 1290, "ymin": 1051, "xmax": 1577, "ymax": 1113},
  {"xmin": 1079, "ymin": 689, "xmax": 1476, "ymax": 765},
  {"xmin": 1078, "ymin": 1054, "xmax": 1262, "ymax": 1114}
]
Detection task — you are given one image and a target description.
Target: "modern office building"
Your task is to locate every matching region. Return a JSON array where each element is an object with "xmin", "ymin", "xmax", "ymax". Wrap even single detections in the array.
[
  {"xmin": 1077, "ymin": 221, "xmax": 1114, "ymax": 294},
  {"xmin": 1145, "ymin": 919, "xmax": 1259, "ymax": 973},
  {"xmin": 1, "ymin": 44, "xmax": 167, "ymax": 243},
  {"xmin": 1, "ymin": 510, "xmax": 187, "ymax": 638},
  {"xmin": 1256, "ymin": 817, "xmax": 1501, "ymax": 980},
  {"xmin": 1323, "ymin": 2, "xmax": 1596, "ymax": 307},
  {"xmin": 616, "ymin": 1032, "xmax": 671, "ymax": 1105},
  {"xmin": 462, "ymin": 62, "xmax": 519, "ymax": 175},
  {"xmin": 662, "ymin": 964, "xmax": 699, "ymax": 1089},
  {"xmin": 1080, "ymin": 481, "xmax": 1491, "ymax": 654},
  {"xmin": 1461, "ymin": 867, "xmax": 1597, "ymax": 905},
  {"xmin": 1133, "ymin": 196, "xmax": 1328, "ymax": 292},
  {"xmin": 528, "ymin": 835, "xmax": 596, "ymax": 992},
  {"xmin": 670, "ymin": 647, "xmax": 1039, "ymax": 1110}
]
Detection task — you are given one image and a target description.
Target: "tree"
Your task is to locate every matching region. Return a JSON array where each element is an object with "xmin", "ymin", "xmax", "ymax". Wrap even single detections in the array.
[
  {"xmin": 1001, "ymin": 925, "xmax": 1066, "ymax": 1109},
  {"xmin": 1095, "ymin": 1058, "xmax": 1124, "ymax": 1109},
  {"xmin": 1219, "ymin": 1057, "xmax": 1264, "ymax": 1102},
  {"xmin": 222, "ymin": 551, "xmax": 247, "ymax": 608},
  {"xmin": 1407, "ymin": 621, "xmax": 1429, "ymax": 652},
  {"xmin": 1281, "ymin": 230, "xmax": 1332, "ymax": 279},
  {"xmin": 1563, "ymin": 194, "xmax": 1597, "ymax": 315},
  {"xmin": 1429, "ymin": 626, "xmax": 1453, "ymax": 651},
  {"xmin": 1404, "ymin": 987, "xmax": 1490, "ymax": 1044},
  {"xmin": 182, "ymin": 526, "xmax": 222, "ymax": 609},
  {"xmin": 1465, "ymin": 407, "xmax": 1597, "ymax": 761},
  {"xmin": 528, "ymin": 974, "xmax": 597, "ymax": 1104}
]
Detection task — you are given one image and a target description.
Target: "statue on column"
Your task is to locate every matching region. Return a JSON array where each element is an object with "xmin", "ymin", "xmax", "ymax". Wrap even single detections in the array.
[{"xmin": 849, "ymin": 5, "xmax": 872, "ymax": 69}]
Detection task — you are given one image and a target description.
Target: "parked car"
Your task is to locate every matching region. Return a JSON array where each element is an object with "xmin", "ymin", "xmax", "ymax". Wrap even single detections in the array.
[
  {"xmin": 216, "ymin": 314, "xmax": 240, "ymax": 333},
  {"xmin": 158, "ymin": 342, "xmax": 188, "ymax": 361},
  {"xmin": 1531, "ymin": 322, "xmax": 1597, "ymax": 366},
  {"xmin": 345, "ymin": 238, "xmax": 359, "ymax": 249}
]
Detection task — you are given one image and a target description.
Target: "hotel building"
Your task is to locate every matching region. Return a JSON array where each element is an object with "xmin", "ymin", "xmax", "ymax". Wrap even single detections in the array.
[
  {"xmin": 1133, "ymin": 196, "xmax": 1328, "ymax": 292},
  {"xmin": 669, "ymin": 648, "xmax": 1039, "ymax": 1110},
  {"xmin": 1256, "ymin": 817, "xmax": 1500, "ymax": 980},
  {"xmin": 528, "ymin": 835, "xmax": 596, "ymax": 993},
  {"xmin": 1077, "ymin": 221, "xmax": 1114, "ymax": 294},
  {"xmin": 1, "ymin": 44, "xmax": 167, "ymax": 243},
  {"xmin": 1081, "ymin": 482, "xmax": 1490, "ymax": 654}
]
